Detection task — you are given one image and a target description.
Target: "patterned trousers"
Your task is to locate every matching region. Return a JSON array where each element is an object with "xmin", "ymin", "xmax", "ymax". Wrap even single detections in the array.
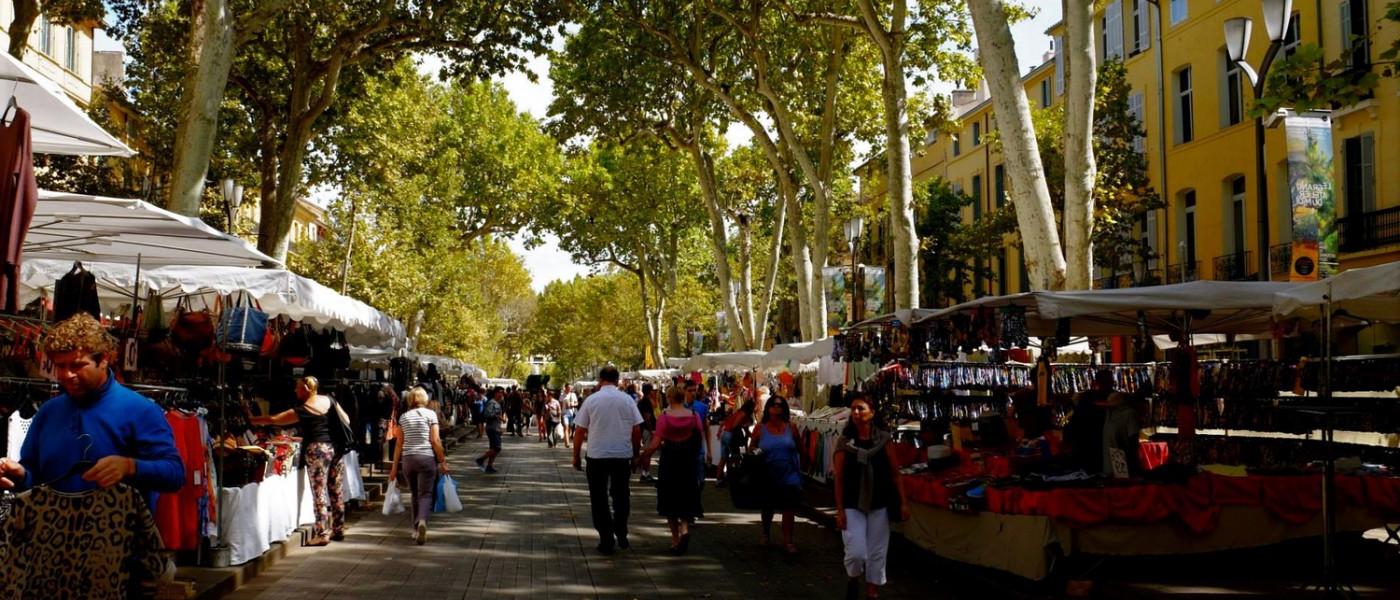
[{"xmin": 305, "ymin": 442, "xmax": 346, "ymax": 537}]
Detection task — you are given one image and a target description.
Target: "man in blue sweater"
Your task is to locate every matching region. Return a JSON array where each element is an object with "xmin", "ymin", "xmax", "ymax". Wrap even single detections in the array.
[{"xmin": 0, "ymin": 314, "xmax": 183, "ymax": 511}]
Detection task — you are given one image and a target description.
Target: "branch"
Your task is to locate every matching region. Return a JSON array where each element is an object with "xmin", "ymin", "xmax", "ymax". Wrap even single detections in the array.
[{"xmin": 234, "ymin": 0, "xmax": 295, "ymax": 47}]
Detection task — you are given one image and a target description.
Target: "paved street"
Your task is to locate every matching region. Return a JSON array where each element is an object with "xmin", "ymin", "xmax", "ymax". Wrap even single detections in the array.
[{"xmin": 225, "ymin": 432, "xmax": 959, "ymax": 600}]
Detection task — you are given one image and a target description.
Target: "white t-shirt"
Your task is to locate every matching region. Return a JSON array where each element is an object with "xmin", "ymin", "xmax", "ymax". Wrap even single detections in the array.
[
  {"xmin": 562, "ymin": 392, "xmax": 579, "ymax": 408},
  {"xmin": 574, "ymin": 385, "xmax": 643, "ymax": 459},
  {"xmin": 397, "ymin": 407, "xmax": 439, "ymax": 457}
]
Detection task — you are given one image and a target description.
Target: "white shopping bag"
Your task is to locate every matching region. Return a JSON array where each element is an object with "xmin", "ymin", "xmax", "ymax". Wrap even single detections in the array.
[
  {"xmin": 382, "ymin": 482, "xmax": 405, "ymax": 515},
  {"xmin": 441, "ymin": 475, "xmax": 463, "ymax": 513}
]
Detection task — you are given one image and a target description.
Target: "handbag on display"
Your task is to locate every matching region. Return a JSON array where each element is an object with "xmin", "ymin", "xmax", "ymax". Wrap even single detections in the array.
[
  {"xmin": 279, "ymin": 322, "xmax": 313, "ymax": 367},
  {"xmin": 140, "ymin": 293, "xmax": 166, "ymax": 342},
  {"xmin": 260, "ymin": 316, "xmax": 284, "ymax": 359},
  {"xmin": 218, "ymin": 292, "xmax": 269, "ymax": 353},
  {"xmin": 170, "ymin": 296, "xmax": 215, "ymax": 351}
]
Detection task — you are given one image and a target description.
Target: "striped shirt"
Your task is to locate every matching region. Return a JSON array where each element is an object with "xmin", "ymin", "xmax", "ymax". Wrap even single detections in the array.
[{"xmin": 398, "ymin": 407, "xmax": 439, "ymax": 457}]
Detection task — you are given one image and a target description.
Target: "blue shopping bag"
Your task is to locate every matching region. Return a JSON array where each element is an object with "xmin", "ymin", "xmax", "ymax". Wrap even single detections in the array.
[{"xmin": 433, "ymin": 474, "xmax": 463, "ymax": 513}]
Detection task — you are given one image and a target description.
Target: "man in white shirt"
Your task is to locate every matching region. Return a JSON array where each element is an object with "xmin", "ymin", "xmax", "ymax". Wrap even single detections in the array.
[{"xmin": 572, "ymin": 367, "xmax": 643, "ymax": 554}]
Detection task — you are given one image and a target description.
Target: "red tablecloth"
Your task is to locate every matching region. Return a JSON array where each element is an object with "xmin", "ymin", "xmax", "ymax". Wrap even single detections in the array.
[{"xmin": 904, "ymin": 472, "xmax": 1400, "ymax": 534}]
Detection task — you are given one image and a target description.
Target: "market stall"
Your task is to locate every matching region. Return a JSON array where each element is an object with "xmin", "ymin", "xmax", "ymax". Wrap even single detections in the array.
[{"xmin": 815, "ymin": 278, "xmax": 1400, "ymax": 581}]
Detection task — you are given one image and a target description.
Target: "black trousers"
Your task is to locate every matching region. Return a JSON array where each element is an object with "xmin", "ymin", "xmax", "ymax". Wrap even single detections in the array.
[{"xmin": 585, "ymin": 457, "xmax": 632, "ymax": 545}]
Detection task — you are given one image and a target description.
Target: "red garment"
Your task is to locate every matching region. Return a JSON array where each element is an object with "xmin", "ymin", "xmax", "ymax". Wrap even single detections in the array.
[
  {"xmin": 0, "ymin": 107, "xmax": 38, "ymax": 313},
  {"xmin": 1137, "ymin": 442, "xmax": 1171, "ymax": 471},
  {"xmin": 655, "ymin": 411, "xmax": 702, "ymax": 443},
  {"xmin": 154, "ymin": 412, "xmax": 208, "ymax": 551}
]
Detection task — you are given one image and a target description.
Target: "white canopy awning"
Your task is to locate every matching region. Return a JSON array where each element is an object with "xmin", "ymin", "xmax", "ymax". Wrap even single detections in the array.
[
  {"xmin": 350, "ymin": 345, "xmax": 401, "ymax": 368},
  {"xmin": 1274, "ymin": 261, "xmax": 1400, "ymax": 323},
  {"xmin": 850, "ymin": 308, "xmax": 938, "ymax": 329},
  {"xmin": 27, "ymin": 190, "xmax": 280, "ymax": 268},
  {"xmin": 0, "ymin": 52, "xmax": 134, "ymax": 156},
  {"xmin": 682, "ymin": 351, "xmax": 772, "ymax": 372},
  {"xmin": 19, "ymin": 259, "xmax": 406, "ymax": 347},
  {"xmin": 623, "ymin": 369, "xmax": 680, "ymax": 383},
  {"xmin": 917, "ymin": 281, "xmax": 1304, "ymax": 336}
]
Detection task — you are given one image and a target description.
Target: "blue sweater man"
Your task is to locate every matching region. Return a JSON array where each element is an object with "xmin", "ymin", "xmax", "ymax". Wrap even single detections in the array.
[{"xmin": 0, "ymin": 315, "xmax": 183, "ymax": 511}]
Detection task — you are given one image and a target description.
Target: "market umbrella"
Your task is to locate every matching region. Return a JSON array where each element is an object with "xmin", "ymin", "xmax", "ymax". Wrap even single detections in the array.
[
  {"xmin": 1273, "ymin": 261, "xmax": 1400, "ymax": 323},
  {"xmin": 0, "ymin": 52, "xmax": 134, "ymax": 156}
]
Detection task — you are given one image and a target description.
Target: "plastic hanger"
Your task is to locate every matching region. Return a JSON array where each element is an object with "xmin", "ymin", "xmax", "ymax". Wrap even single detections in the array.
[
  {"xmin": 38, "ymin": 434, "xmax": 95, "ymax": 487},
  {"xmin": 1, "ymin": 95, "xmax": 16, "ymax": 126}
]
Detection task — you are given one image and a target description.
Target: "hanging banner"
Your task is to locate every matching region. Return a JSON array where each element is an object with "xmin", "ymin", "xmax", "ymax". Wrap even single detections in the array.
[
  {"xmin": 861, "ymin": 266, "xmax": 887, "ymax": 321},
  {"xmin": 1283, "ymin": 113, "xmax": 1335, "ymax": 280},
  {"xmin": 822, "ymin": 266, "xmax": 849, "ymax": 335}
]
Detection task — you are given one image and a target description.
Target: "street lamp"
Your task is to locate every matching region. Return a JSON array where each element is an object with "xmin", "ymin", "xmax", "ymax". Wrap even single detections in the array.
[
  {"xmin": 1223, "ymin": 0, "xmax": 1293, "ymax": 281},
  {"xmin": 844, "ymin": 216, "xmax": 864, "ymax": 325},
  {"xmin": 221, "ymin": 178, "xmax": 244, "ymax": 236}
]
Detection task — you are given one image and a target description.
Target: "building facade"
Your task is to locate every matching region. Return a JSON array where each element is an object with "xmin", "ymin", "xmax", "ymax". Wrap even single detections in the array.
[
  {"xmin": 858, "ymin": 0, "xmax": 1398, "ymax": 300},
  {"xmin": 0, "ymin": 3, "xmax": 97, "ymax": 105}
]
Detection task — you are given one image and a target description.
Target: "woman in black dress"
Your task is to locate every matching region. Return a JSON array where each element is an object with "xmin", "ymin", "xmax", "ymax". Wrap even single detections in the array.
[{"xmin": 636, "ymin": 387, "xmax": 705, "ymax": 554}]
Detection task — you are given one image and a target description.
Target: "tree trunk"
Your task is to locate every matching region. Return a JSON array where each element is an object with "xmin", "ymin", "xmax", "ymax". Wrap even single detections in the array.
[
  {"xmin": 857, "ymin": 0, "xmax": 920, "ymax": 310},
  {"xmin": 738, "ymin": 214, "xmax": 757, "ymax": 344},
  {"xmin": 688, "ymin": 144, "xmax": 751, "ymax": 350},
  {"xmin": 339, "ymin": 195, "xmax": 358, "ymax": 293},
  {"xmin": 968, "ymin": 0, "xmax": 1067, "ymax": 290},
  {"xmin": 168, "ymin": 0, "xmax": 237, "ymax": 216},
  {"xmin": 7, "ymin": 0, "xmax": 39, "ymax": 59},
  {"xmin": 1063, "ymin": 0, "xmax": 1098, "ymax": 290},
  {"xmin": 780, "ymin": 175, "xmax": 817, "ymax": 342},
  {"xmin": 758, "ymin": 198, "xmax": 786, "ymax": 346}
]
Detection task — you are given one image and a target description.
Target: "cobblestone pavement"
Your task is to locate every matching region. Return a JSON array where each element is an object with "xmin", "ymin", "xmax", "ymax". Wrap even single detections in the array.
[{"xmin": 225, "ymin": 431, "xmax": 960, "ymax": 600}]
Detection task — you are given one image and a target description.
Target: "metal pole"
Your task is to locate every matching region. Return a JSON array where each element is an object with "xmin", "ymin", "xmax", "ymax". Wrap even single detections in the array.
[{"xmin": 1250, "ymin": 41, "xmax": 1283, "ymax": 282}]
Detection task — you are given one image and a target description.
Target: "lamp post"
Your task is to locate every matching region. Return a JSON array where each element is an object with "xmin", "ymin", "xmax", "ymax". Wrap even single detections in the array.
[
  {"xmin": 1224, "ymin": 0, "xmax": 1293, "ymax": 281},
  {"xmin": 220, "ymin": 178, "xmax": 244, "ymax": 236},
  {"xmin": 844, "ymin": 216, "xmax": 865, "ymax": 326}
]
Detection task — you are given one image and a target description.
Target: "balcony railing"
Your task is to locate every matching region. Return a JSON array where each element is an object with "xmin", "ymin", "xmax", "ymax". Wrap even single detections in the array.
[
  {"xmin": 1166, "ymin": 261, "xmax": 1201, "ymax": 283},
  {"xmin": 1269, "ymin": 243, "xmax": 1292, "ymax": 281},
  {"xmin": 1339, "ymin": 205, "xmax": 1400, "ymax": 253},
  {"xmin": 1212, "ymin": 251, "xmax": 1255, "ymax": 281}
]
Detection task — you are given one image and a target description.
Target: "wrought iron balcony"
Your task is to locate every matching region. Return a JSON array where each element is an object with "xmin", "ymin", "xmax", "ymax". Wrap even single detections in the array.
[
  {"xmin": 1269, "ymin": 243, "xmax": 1292, "ymax": 281},
  {"xmin": 1166, "ymin": 261, "xmax": 1201, "ymax": 283},
  {"xmin": 1339, "ymin": 205, "xmax": 1400, "ymax": 253},
  {"xmin": 1212, "ymin": 251, "xmax": 1255, "ymax": 281}
]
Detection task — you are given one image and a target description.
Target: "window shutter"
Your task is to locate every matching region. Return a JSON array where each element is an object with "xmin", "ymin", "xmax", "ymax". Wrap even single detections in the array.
[
  {"xmin": 1361, "ymin": 134, "xmax": 1375, "ymax": 212},
  {"xmin": 1054, "ymin": 36, "xmax": 1065, "ymax": 95},
  {"xmin": 1106, "ymin": 1, "xmax": 1124, "ymax": 59},
  {"xmin": 1135, "ymin": 0, "xmax": 1150, "ymax": 52}
]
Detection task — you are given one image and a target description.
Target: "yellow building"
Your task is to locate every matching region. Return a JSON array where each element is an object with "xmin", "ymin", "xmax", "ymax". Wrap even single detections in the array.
[
  {"xmin": 859, "ymin": 0, "xmax": 1399, "ymax": 301},
  {"xmin": 0, "ymin": 3, "xmax": 98, "ymax": 106}
]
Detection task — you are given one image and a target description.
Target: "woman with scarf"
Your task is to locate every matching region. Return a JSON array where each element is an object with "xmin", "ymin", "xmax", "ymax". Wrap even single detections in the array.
[{"xmin": 833, "ymin": 394, "xmax": 910, "ymax": 600}]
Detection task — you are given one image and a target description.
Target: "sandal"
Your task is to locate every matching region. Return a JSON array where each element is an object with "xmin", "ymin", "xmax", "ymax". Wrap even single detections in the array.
[{"xmin": 307, "ymin": 536, "xmax": 331, "ymax": 547}]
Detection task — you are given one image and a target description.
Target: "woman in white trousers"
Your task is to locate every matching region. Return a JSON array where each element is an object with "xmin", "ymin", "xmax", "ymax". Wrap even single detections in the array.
[{"xmin": 833, "ymin": 394, "xmax": 910, "ymax": 600}]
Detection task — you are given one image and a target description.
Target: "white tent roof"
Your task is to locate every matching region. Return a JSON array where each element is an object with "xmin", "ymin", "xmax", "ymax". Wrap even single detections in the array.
[
  {"xmin": 19, "ymin": 259, "xmax": 406, "ymax": 347},
  {"xmin": 27, "ymin": 190, "xmax": 280, "ymax": 268},
  {"xmin": 417, "ymin": 354, "xmax": 487, "ymax": 380},
  {"xmin": 350, "ymin": 345, "xmax": 399, "ymax": 368},
  {"xmin": 0, "ymin": 52, "xmax": 134, "ymax": 156},
  {"xmin": 917, "ymin": 281, "xmax": 1303, "ymax": 336},
  {"xmin": 623, "ymin": 369, "xmax": 680, "ymax": 383},
  {"xmin": 850, "ymin": 308, "xmax": 939, "ymax": 329},
  {"xmin": 1274, "ymin": 261, "xmax": 1400, "ymax": 323},
  {"xmin": 766, "ymin": 338, "xmax": 834, "ymax": 364},
  {"xmin": 682, "ymin": 351, "xmax": 772, "ymax": 372}
]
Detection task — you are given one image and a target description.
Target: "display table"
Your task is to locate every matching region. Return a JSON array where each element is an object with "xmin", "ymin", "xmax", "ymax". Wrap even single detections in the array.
[
  {"xmin": 219, "ymin": 468, "xmax": 317, "ymax": 565},
  {"xmin": 899, "ymin": 472, "xmax": 1400, "ymax": 580}
]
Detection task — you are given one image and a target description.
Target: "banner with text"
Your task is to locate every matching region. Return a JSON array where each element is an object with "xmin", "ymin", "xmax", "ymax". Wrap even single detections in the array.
[{"xmin": 1284, "ymin": 113, "xmax": 1336, "ymax": 280}]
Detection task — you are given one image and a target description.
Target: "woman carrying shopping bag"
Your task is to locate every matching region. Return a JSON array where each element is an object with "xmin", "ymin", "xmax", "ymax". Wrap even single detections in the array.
[
  {"xmin": 636, "ymin": 387, "xmax": 708, "ymax": 555},
  {"xmin": 247, "ymin": 376, "xmax": 352, "ymax": 546},
  {"xmin": 388, "ymin": 387, "xmax": 450, "ymax": 545}
]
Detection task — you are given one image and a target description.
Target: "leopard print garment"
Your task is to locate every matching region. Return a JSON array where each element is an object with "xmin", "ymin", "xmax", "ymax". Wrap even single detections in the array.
[{"xmin": 0, "ymin": 484, "xmax": 166, "ymax": 599}]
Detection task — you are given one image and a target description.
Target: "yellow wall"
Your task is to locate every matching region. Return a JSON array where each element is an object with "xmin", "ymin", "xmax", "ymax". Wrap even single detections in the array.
[
  {"xmin": 0, "ymin": 3, "xmax": 97, "ymax": 106},
  {"xmin": 858, "ymin": 0, "xmax": 1399, "ymax": 302}
]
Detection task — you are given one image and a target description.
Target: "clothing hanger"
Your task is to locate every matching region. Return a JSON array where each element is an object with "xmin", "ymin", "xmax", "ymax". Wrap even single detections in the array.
[
  {"xmin": 1, "ymin": 95, "xmax": 16, "ymax": 126},
  {"xmin": 38, "ymin": 434, "xmax": 95, "ymax": 487}
]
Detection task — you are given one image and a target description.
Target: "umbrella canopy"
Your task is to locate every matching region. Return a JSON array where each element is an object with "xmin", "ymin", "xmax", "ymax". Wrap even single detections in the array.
[
  {"xmin": 766, "ymin": 338, "xmax": 834, "ymax": 364},
  {"xmin": 0, "ymin": 52, "xmax": 134, "ymax": 156},
  {"xmin": 20, "ymin": 259, "xmax": 406, "ymax": 347},
  {"xmin": 850, "ymin": 308, "xmax": 939, "ymax": 329},
  {"xmin": 916, "ymin": 281, "xmax": 1304, "ymax": 336},
  {"xmin": 1274, "ymin": 261, "xmax": 1400, "ymax": 323},
  {"xmin": 27, "ymin": 190, "xmax": 280, "ymax": 268},
  {"xmin": 681, "ymin": 351, "xmax": 771, "ymax": 372}
]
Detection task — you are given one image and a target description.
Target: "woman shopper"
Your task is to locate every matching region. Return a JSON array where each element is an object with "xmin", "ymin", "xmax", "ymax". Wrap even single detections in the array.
[
  {"xmin": 636, "ymin": 385, "xmax": 659, "ymax": 483},
  {"xmin": 636, "ymin": 387, "xmax": 707, "ymax": 554},
  {"xmin": 388, "ymin": 387, "xmax": 450, "ymax": 545},
  {"xmin": 833, "ymin": 394, "xmax": 910, "ymax": 600},
  {"xmin": 544, "ymin": 391, "xmax": 564, "ymax": 448},
  {"xmin": 715, "ymin": 399, "xmax": 756, "ymax": 487},
  {"xmin": 747, "ymin": 394, "xmax": 803, "ymax": 554},
  {"xmin": 247, "ymin": 376, "xmax": 350, "ymax": 546}
]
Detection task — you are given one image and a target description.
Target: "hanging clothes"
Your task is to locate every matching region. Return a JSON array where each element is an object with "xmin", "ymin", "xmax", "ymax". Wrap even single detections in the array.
[
  {"xmin": 53, "ymin": 263, "xmax": 100, "ymax": 322},
  {"xmin": 0, "ymin": 484, "xmax": 168, "ymax": 599},
  {"xmin": 0, "ymin": 105, "xmax": 37, "ymax": 314},
  {"xmin": 6, "ymin": 409, "xmax": 31, "ymax": 459},
  {"xmin": 155, "ymin": 410, "xmax": 212, "ymax": 551}
]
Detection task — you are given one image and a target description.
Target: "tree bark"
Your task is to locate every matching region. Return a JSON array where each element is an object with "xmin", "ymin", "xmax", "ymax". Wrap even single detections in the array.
[
  {"xmin": 1063, "ymin": 0, "xmax": 1098, "ymax": 290},
  {"xmin": 737, "ymin": 213, "xmax": 757, "ymax": 344},
  {"xmin": 687, "ymin": 143, "xmax": 752, "ymax": 350},
  {"xmin": 758, "ymin": 198, "xmax": 786, "ymax": 346},
  {"xmin": 168, "ymin": 0, "xmax": 237, "ymax": 215},
  {"xmin": 7, "ymin": 0, "xmax": 39, "ymax": 59},
  {"xmin": 856, "ymin": 0, "xmax": 920, "ymax": 310},
  {"xmin": 781, "ymin": 174, "xmax": 817, "ymax": 342},
  {"xmin": 967, "ymin": 0, "xmax": 1067, "ymax": 290}
]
